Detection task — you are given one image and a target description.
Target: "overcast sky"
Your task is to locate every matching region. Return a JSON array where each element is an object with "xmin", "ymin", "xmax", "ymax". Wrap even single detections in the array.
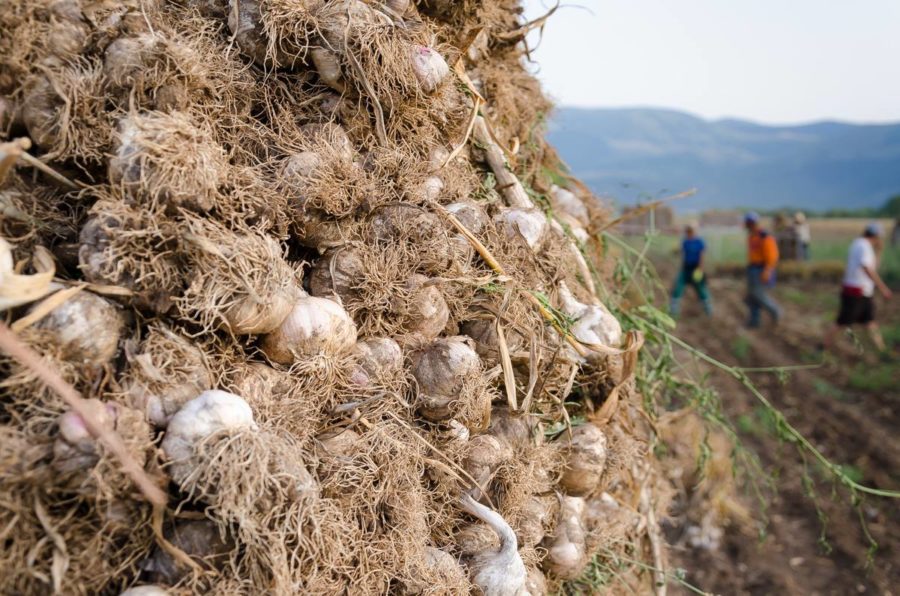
[{"xmin": 522, "ymin": 0, "xmax": 900, "ymax": 125}]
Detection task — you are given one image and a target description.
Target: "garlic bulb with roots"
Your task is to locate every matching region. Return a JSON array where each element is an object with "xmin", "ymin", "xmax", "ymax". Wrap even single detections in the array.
[
  {"xmin": 410, "ymin": 336, "xmax": 481, "ymax": 421},
  {"xmin": 446, "ymin": 201, "xmax": 489, "ymax": 235},
  {"xmin": 419, "ymin": 175, "xmax": 444, "ymax": 202},
  {"xmin": 488, "ymin": 406, "xmax": 539, "ymax": 449},
  {"xmin": 525, "ymin": 567, "xmax": 548, "ymax": 596},
  {"xmin": 310, "ymin": 47, "xmax": 346, "ymax": 93},
  {"xmin": 495, "ymin": 208, "xmax": 548, "ymax": 252},
  {"xmin": 405, "ymin": 546, "xmax": 467, "ymax": 594},
  {"xmin": 516, "ymin": 495, "xmax": 556, "ymax": 548},
  {"xmin": 52, "ymin": 399, "xmax": 117, "ymax": 474},
  {"xmin": 397, "ymin": 274, "xmax": 450, "ymax": 341},
  {"xmin": 282, "ymin": 151, "xmax": 322, "ymax": 182},
  {"xmin": 260, "ymin": 295, "xmax": 358, "ymax": 364},
  {"xmin": 463, "ymin": 434, "xmax": 511, "ymax": 501},
  {"xmin": 543, "ymin": 496, "xmax": 587, "ymax": 579},
  {"xmin": 34, "ymin": 291, "xmax": 124, "ymax": 366},
  {"xmin": 428, "ymin": 145, "xmax": 450, "ymax": 171},
  {"xmin": 455, "ymin": 522, "xmax": 499, "ymax": 557},
  {"xmin": 459, "ymin": 494, "xmax": 527, "ymax": 596},
  {"xmin": 309, "ymin": 246, "xmax": 365, "ymax": 301},
  {"xmin": 558, "ymin": 423, "xmax": 607, "ymax": 496},
  {"xmin": 317, "ymin": 428, "xmax": 361, "ymax": 456},
  {"xmin": 410, "ymin": 45, "xmax": 449, "ymax": 93},
  {"xmin": 558, "ymin": 281, "xmax": 622, "ymax": 348},
  {"xmin": 119, "ymin": 587, "xmax": 170, "ymax": 596},
  {"xmin": 549, "ymin": 185, "xmax": 589, "ymax": 227},
  {"xmin": 300, "ymin": 122, "xmax": 354, "ymax": 162},
  {"xmin": 122, "ymin": 325, "xmax": 213, "ymax": 428},
  {"xmin": 350, "ymin": 337, "xmax": 403, "ymax": 386},
  {"xmin": 161, "ymin": 390, "xmax": 257, "ymax": 485}
]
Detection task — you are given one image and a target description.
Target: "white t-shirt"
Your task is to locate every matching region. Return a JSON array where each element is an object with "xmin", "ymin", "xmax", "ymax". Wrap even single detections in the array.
[{"xmin": 843, "ymin": 237, "xmax": 876, "ymax": 296}]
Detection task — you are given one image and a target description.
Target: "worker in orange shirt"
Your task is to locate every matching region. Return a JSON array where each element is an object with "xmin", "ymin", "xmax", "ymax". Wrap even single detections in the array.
[{"xmin": 744, "ymin": 212, "xmax": 781, "ymax": 328}]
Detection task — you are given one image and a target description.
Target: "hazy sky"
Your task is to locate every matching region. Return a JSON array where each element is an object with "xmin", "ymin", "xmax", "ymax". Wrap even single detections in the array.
[{"xmin": 522, "ymin": 0, "xmax": 900, "ymax": 125}]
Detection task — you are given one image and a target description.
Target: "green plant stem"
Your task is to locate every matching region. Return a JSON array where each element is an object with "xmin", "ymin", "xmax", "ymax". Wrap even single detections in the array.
[{"xmin": 640, "ymin": 318, "xmax": 900, "ymax": 499}]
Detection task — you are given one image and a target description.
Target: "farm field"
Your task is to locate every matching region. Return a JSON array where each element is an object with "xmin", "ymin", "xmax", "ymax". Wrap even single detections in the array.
[
  {"xmin": 634, "ymin": 231, "xmax": 900, "ymax": 594},
  {"xmin": 625, "ymin": 217, "xmax": 900, "ymax": 284}
]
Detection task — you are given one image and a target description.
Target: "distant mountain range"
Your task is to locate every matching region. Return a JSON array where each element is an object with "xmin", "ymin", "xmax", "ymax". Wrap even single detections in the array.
[{"xmin": 546, "ymin": 107, "xmax": 900, "ymax": 212}]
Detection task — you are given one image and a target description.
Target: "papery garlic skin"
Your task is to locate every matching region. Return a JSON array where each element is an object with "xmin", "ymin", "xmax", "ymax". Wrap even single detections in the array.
[
  {"xmin": 161, "ymin": 390, "xmax": 257, "ymax": 483},
  {"xmin": 260, "ymin": 296, "xmax": 358, "ymax": 364}
]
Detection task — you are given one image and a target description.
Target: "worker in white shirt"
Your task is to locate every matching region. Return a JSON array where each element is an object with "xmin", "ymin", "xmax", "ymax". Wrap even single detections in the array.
[{"xmin": 822, "ymin": 223, "xmax": 893, "ymax": 352}]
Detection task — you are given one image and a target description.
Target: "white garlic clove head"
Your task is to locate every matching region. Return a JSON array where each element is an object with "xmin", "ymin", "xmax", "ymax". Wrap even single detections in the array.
[
  {"xmin": 495, "ymin": 208, "xmax": 548, "ymax": 252},
  {"xmin": 558, "ymin": 423, "xmax": 608, "ymax": 496},
  {"xmin": 260, "ymin": 296, "xmax": 358, "ymax": 364},
  {"xmin": 35, "ymin": 291, "xmax": 124, "ymax": 366},
  {"xmin": 410, "ymin": 337, "xmax": 481, "ymax": 421},
  {"xmin": 161, "ymin": 390, "xmax": 256, "ymax": 484},
  {"xmin": 410, "ymin": 45, "xmax": 449, "ymax": 93},
  {"xmin": 558, "ymin": 281, "xmax": 622, "ymax": 348}
]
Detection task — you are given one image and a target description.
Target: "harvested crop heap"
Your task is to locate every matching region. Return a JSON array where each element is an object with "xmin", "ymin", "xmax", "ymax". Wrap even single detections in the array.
[{"xmin": 0, "ymin": 0, "xmax": 669, "ymax": 593}]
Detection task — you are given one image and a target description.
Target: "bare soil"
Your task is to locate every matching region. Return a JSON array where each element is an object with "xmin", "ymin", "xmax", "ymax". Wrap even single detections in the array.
[{"xmin": 666, "ymin": 277, "xmax": 899, "ymax": 596}]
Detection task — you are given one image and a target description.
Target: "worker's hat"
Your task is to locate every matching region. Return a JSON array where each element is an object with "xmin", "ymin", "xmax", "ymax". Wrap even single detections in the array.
[
  {"xmin": 744, "ymin": 211, "xmax": 760, "ymax": 224},
  {"xmin": 864, "ymin": 222, "xmax": 882, "ymax": 237}
]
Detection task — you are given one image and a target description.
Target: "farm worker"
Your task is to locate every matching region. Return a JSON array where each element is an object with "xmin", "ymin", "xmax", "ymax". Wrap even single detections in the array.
[
  {"xmin": 743, "ymin": 212, "xmax": 781, "ymax": 328},
  {"xmin": 793, "ymin": 212, "xmax": 811, "ymax": 260},
  {"xmin": 669, "ymin": 222, "xmax": 712, "ymax": 317},
  {"xmin": 822, "ymin": 223, "xmax": 893, "ymax": 352}
]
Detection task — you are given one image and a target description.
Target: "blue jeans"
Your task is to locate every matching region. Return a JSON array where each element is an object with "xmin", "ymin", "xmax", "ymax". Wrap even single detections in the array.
[
  {"xmin": 670, "ymin": 268, "xmax": 712, "ymax": 317},
  {"xmin": 745, "ymin": 265, "xmax": 781, "ymax": 327}
]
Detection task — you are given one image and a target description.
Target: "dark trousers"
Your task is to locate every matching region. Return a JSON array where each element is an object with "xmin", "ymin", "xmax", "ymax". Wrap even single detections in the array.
[
  {"xmin": 745, "ymin": 265, "xmax": 781, "ymax": 327},
  {"xmin": 670, "ymin": 268, "xmax": 711, "ymax": 316}
]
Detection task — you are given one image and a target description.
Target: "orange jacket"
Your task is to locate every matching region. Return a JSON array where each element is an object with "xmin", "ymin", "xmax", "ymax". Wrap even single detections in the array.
[{"xmin": 748, "ymin": 229, "xmax": 778, "ymax": 269}]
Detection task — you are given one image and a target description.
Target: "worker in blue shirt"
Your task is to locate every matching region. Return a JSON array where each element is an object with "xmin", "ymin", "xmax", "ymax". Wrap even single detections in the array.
[{"xmin": 670, "ymin": 222, "xmax": 712, "ymax": 317}]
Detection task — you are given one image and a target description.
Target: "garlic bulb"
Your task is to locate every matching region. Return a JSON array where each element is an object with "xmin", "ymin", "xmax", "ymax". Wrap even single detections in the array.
[
  {"xmin": 282, "ymin": 151, "xmax": 322, "ymax": 182},
  {"xmin": 410, "ymin": 45, "xmax": 449, "ymax": 93},
  {"xmin": 309, "ymin": 246, "xmax": 365, "ymax": 302},
  {"xmin": 524, "ymin": 567, "xmax": 548, "ymax": 596},
  {"xmin": 318, "ymin": 428, "xmax": 361, "ymax": 456},
  {"xmin": 399, "ymin": 274, "xmax": 450, "ymax": 341},
  {"xmin": 119, "ymin": 587, "xmax": 170, "ymax": 596},
  {"xmin": 310, "ymin": 47, "xmax": 345, "ymax": 93},
  {"xmin": 543, "ymin": 496, "xmax": 587, "ymax": 580},
  {"xmin": 410, "ymin": 337, "xmax": 481, "ymax": 421},
  {"xmin": 428, "ymin": 145, "xmax": 450, "ymax": 171},
  {"xmin": 459, "ymin": 494, "xmax": 527, "ymax": 596},
  {"xmin": 463, "ymin": 434, "xmax": 510, "ymax": 501},
  {"xmin": 34, "ymin": 291, "xmax": 124, "ymax": 366},
  {"xmin": 516, "ymin": 496, "xmax": 556, "ymax": 548},
  {"xmin": 260, "ymin": 296, "xmax": 358, "ymax": 364},
  {"xmin": 460, "ymin": 318, "xmax": 525, "ymax": 366},
  {"xmin": 419, "ymin": 175, "xmax": 444, "ymax": 202},
  {"xmin": 104, "ymin": 35, "xmax": 155, "ymax": 86},
  {"xmin": 558, "ymin": 281, "xmax": 622, "ymax": 348},
  {"xmin": 495, "ymin": 208, "xmax": 548, "ymax": 251},
  {"xmin": 300, "ymin": 122, "xmax": 354, "ymax": 162},
  {"xmin": 455, "ymin": 523, "xmax": 499, "ymax": 557},
  {"xmin": 351, "ymin": 337, "xmax": 403, "ymax": 386},
  {"xmin": 220, "ymin": 279, "xmax": 299, "ymax": 336},
  {"xmin": 558, "ymin": 423, "xmax": 607, "ymax": 496},
  {"xmin": 488, "ymin": 407, "xmax": 538, "ymax": 449},
  {"xmin": 405, "ymin": 547, "xmax": 466, "ymax": 594},
  {"xmin": 550, "ymin": 185, "xmax": 589, "ymax": 227},
  {"xmin": 383, "ymin": 0, "xmax": 409, "ymax": 15},
  {"xmin": 140, "ymin": 519, "xmax": 233, "ymax": 585},
  {"xmin": 122, "ymin": 325, "xmax": 213, "ymax": 428},
  {"xmin": 52, "ymin": 399, "xmax": 117, "ymax": 474},
  {"xmin": 161, "ymin": 390, "xmax": 257, "ymax": 485},
  {"xmin": 21, "ymin": 74, "xmax": 61, "ymax": 150},
  {"xmin": 227, "ymin": 0, "xmax": 289, "ymax": 67},
  {"xmin": 446, "ymin": 201, "xmax": 489, "ymax": 235}
]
